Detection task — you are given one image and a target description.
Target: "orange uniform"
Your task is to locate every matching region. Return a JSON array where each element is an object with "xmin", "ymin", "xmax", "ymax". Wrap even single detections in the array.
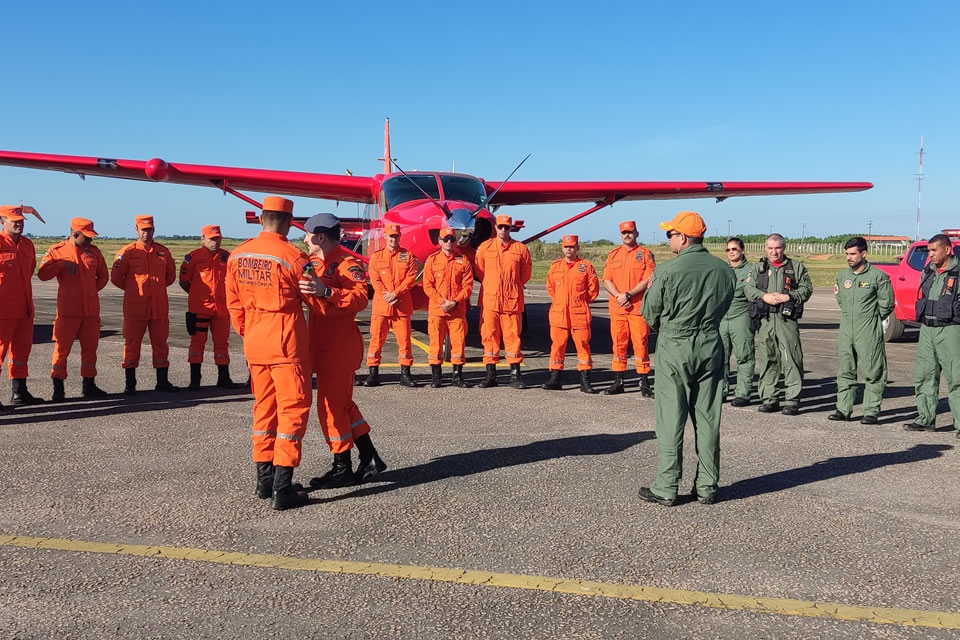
[
  {"xmin": 304, "ymin": 246, "xmax": 370, "ymax": 454},
  {"xmin": 475, "ymin": 237, "xmax": 532, "ymax": 364},
  {"xmin": 111, "ymin": 240, "xmax": 177, "ymax": 369},
  {"xmin": 38, "ymin": 239, "xmax": 108, "ymax": 379},
  {"xmin": 180, "ymin": 246, "xmax": 231, "ymax": 366},
  {"xmin": 546, "ymin": 257, "xmax": 600, "ymax": 371},
  {"xmin": 422, "ymin": 249, "xmax": 474, "ymax": 365},
  {"xmin": 227, "ymin": 231, "xmax": 312, "ymax": 468},
  {"xmin": 602, "ymin": 244, "xmax": 656, "ymax": 373},
  {"xmin": 367, "ymin": 246, "xmax": 418, "ymax": 367},
  {"xmin": 0, "ymin": 230, "xmax": 36, "ymax": 379}
]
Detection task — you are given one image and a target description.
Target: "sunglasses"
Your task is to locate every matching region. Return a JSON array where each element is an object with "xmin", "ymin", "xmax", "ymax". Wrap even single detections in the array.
[
  {"xmin": 725, "ymin": 247, "xmax": 740, "ymax": 252},
  {"xmin": 666, "ymin": 231, "xmax": 681, "ymax": 239},
  {"xmin": 440, "ymin": 236, "xmax": 455, "ymax": 242},
  {"xmin": 496, "ymin": 225, "xmax": 510, "ymax": 230},
  {"xmin": 620, "ymin": 230, "xmax": 636, "ymax": 235}
]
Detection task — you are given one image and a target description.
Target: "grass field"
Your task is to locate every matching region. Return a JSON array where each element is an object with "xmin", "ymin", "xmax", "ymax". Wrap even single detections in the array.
[{"xmin": 27, "ymin": 236, "xmax": 852, "ymax": 288}]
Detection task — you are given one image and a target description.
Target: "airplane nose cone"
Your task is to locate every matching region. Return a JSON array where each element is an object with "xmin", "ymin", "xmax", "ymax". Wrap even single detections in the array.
[{"xmin": 447, "ymin": 207, "xmax": 477, "ymax": 232}]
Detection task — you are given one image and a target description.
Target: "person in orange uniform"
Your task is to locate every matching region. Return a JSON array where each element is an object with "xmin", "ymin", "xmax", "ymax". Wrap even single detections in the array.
[
  {"xmin": 602, "ymin": 220, "xmax": 657, "ymax": 397},
  {"xmin": 297, "ymin": 213, "xmax": 387, "ymax": 489},
  {"xmin": 111, "ymin": 215, "xmax": 178, "ymax": 394},
  {"xmin": 180, "ymin": 225, "xmax": 236, "ymax": 390},
  {"xmin": 542, "ymin": 235, "xmax": 601, "ymax": 394},
  {"xmin": 364, "ymin": 223, "xmax": 419, "ymax": 388},
  {"xmin": 475, "ymin": 214, "xmax": 532, "ymax": 389},
  {"xmin": 38, "ymin": 217, "xmax": 109, "ymax": 401},
  {"xmin": 0, "ymin": 205, "xmax": 43, "ymax": 407},
  {"xmin": 226, "ymin": 196, "xmax": 312, "ymax": 511},
  {"xmin": 423, "ymin": 226, "xmax": 475, "ymax": 388}
]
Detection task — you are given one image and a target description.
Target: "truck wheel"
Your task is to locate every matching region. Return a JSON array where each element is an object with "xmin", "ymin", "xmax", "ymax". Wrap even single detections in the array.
[{"xmin": 883, "ymin": 316, "xmax": 904, "ymax": 342}]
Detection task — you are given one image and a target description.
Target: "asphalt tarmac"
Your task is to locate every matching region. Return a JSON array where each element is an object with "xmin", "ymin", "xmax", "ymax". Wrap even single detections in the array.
[{"xmin": 2, "ymin": 281, "xmax": 959, "ymax": 638}]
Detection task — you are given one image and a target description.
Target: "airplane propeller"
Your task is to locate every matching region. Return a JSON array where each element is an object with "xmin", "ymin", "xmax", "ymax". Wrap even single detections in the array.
[
  {"xmin": 390, "ymin": 160, "xmax": 449, "ymax": 218},
  {"xmin": 469, "ymin": 153, "xmax": 531, "ymax": 219}
]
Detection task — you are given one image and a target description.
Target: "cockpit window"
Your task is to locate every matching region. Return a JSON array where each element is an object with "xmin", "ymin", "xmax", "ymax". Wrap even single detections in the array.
[
  {"xmin": 440, "ymin": 175, "xmax": 487, "ymax": 206},
  {"xmin": 381, "ymin": 175, "xmax": 441, "ymax": 209}
]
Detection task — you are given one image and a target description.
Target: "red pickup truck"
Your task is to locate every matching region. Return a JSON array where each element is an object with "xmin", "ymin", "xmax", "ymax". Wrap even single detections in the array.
[{"xmin": 874, "ymin": 229, "xmax": 960, "ymax": 341}]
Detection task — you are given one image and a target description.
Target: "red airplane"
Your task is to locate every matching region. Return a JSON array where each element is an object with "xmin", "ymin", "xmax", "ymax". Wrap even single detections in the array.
[{"xmin": 0, "ymin": 118, "xmax": 872, "ymax": 271}]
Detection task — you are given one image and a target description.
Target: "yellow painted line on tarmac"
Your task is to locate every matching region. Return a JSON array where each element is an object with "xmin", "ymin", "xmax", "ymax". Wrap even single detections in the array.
[
  {"xmin": 373, "ymin": 362, "xmax": 504, "ymax": 369},
  {"xmin": 2, "ymin": 534, "xmax": 958, "ymax": 630},
  {"xmin": 408, "ymin": 334, "xmax": 432, "ymax": 355}
]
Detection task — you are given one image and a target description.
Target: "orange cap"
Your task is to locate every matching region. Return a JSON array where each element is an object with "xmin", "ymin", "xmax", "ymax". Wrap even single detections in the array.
[
  {"xmin": 384, "ymin": 223, "xmax": 401, "ymax": 236},
  {"xmin": 561, "ymin": 234, "xmax": 578, "ymax": 247},
  {"xmin": 496, "ymin": 214, "xmax": 513, "ymax": 227},
  {"xmin": 135, "ymin": 215, "xmax": 154, "ymax": 230},
  {"xmin": 262, "ymin": 196, "xmax": 294, "ymax": 214},
  {"xmin": 660, "ymin": 211, "xmax": 707, "ymax": 238},
  {"xmin": 71, "ymin": 217, "xmax": 97, "ymax": 238},
  {"xmin": 202, "ymin": 225, "xmax": 222, "ymax": 238},
  {"xmin": 0, "ymin": 205, "xmax": 26, "ymax": 221},
  {"xmin": 438, "ymin": 227, "xmax": 456, "ymax": 240},
  {"xmin": 619, "ymin": 221, "xmax": 637, "ymax": 232}
]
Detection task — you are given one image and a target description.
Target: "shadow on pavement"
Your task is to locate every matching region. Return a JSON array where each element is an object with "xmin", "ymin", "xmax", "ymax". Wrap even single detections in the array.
[
  {"xmin": 314, "ymin": 431, "xmax": 654, "ymax": 504},
  {"xmin": 0, "ymin": 391, "xmax": 250, "ymax": 425},
  {"xmin": 723, "ymin": 443, "xmax": 953, "ymax": 501}
]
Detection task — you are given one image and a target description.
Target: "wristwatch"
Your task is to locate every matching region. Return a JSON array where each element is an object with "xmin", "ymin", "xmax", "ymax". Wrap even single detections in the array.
[
  {"xmin": 624, "ymin": 291, "xmax": 632, "ymax": 301},
  {"xmin": 321, "ymin": 286, "xmax": 332, "ymax": 298}
]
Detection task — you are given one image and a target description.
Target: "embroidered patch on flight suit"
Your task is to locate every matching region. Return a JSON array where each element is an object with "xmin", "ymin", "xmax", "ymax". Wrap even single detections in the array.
[
  {"xmin": 858, "ymin": 281, "xmax": 870, "ymax": 288},
  {"xmin": 220, "ymin": 253, "xmax": 228, "ymax": 263},
  {"xmin": 183, "ymin": 254, "xmax": 192, "ymax": 263},
  {"xmin": 578, "ymin": 263, "xmax": 586, "ymax": 272},
  {"xmin": 455, "ymin": 256, "xmax": 464, "ymax": 264},
  {"xmin": 649, "ymin": 253, "xmax": 655, "ymax": 265},
  {"xmin": 399, "ymin": 253, "xmax": 408, "ymax": 262},
  {"xmin": 843, "ymin": 280, "xmax": 853, "ymax": 289},
  {"xmin": 635, "ymin": 252, "xmax": 644, "ymax": 262},
  {"xmin": 326, "ymin": 262, "xmax": 339, "ymax": 276},
  {"xmin": 348, "ymin": 265, "xmax": 365, "ymax": 281},
  {"xmin": 834, "ymin": 284, "xmax": 839, "ymax": 294}
]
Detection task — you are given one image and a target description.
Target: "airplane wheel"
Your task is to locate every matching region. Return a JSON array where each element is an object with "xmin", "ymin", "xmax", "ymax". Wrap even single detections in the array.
[{"xmin": 883, "ymin": 316, "xmax": 904, "ymax": 342}]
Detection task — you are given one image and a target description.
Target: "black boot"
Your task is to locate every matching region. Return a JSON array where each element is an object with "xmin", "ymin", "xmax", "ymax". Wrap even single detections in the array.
[
  {"xmin": 216, "ymin": 364, "xmax": 237, "ymax": 389},
  {"xmin": 603, "ymin": 372, "xmax": 625, "ymax": 395},
  {"xmin": 478, "ymin": 364, "xmax": 498, "ymax": 388},
  {"xmin": 639, "ymin": 374, "xmax": 654, "ymax": 398},
  {"xmin": 363, "ymin": 366, "xmax": 380, "ymax": 387},
  {"xmin": 399, "ymin": 365, "xmax": 419, "ymax": 388},
  {"xmin": 124, "ymin": 368, "xmax": 137, "ymax": 395},
  {"xmin": 188, "ymin": 363, "xmax": 202, "ymax": 390},
  {"xmin": 542, "ymin": 370, "xmax": 562, "ymax": 390},
  {"xmin": 82, "ymin": 377, "xmax": 108, "ymax": 398},
  {"xmin": 353, "ymin": 434, "xmax": 387, "ymax": 483},
  {"xmin": 270, "ymin": 466, "xmax": 308, "ymax": 510},
  {"xmin": 10, "ymin": 378, "xmax": 43, "ymax": 406},
  {"xmin": 309, "ymin": 451, "xmax": 355, "ymax": 489},
  {"xmin": 51, "ymin": 378, "xmax": 66, "ymax": 403},
  {"xmin": 155, "ymin": 367, "xmax": 179, "ymax": 392},
  {"xmin": 509, "ymin": 363, "xmax": 528, "ymax": 389},
  {"xmin": 579, "ymin": 370, "xmax": 597, "ymax": 394},
  {"xmin": 451, "ymin": 364, "xmax": 472, "ymax": 388},
  {"xmin": 430, "ymin": 364, "xmax": 442, "ymax": 388},
  {"xmin": 255, "ymin": 462, "xmax": 274, "ymax": 499}
]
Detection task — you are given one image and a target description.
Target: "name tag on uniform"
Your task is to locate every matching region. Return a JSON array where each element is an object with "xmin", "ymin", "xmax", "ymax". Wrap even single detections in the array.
[{"xmin": 578, "ymin": 263, "xmax": 586, "ymax": 272}]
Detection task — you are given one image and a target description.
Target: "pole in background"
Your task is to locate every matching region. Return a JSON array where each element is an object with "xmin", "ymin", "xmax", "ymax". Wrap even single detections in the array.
[{"xmin": 916, "ymin": 135, "xmax": 924, "ymax": 242}]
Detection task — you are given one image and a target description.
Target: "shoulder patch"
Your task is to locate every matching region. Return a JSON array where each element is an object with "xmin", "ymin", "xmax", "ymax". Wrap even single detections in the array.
[
  {"xmin": 347, "ymin": 265, "xmax": 365, "ymax": 281},
  {"xmin": 325, "ymin": 261, "xmax": 339, "ymax": 277},
  {"xmin": 635, "ymin": 251, "xmax": 644, "ymax": 262},
  {"xmin": 834, "ymin": 283, "xmax": 839, "ymax": 294},
  {"xmin": 578, "ymin": 263, "xmax": 586, "ymax": 272},
  {"xmin": 648, "ymin": 253, "xmax": 655, "ymax": 265},
  {"xmin": 398, "ymin": 252, "xmax": 408, "ymax": 262},
  {"xmin": 183, "ymin": 253, "xmax": 191, "ymax": 263}
]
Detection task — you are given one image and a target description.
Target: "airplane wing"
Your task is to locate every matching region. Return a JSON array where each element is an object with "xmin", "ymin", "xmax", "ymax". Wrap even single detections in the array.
[
  {"xmin": 485, "ymin": 180, "xmax": 873, "ymax": 205},
  {"xmin": 0, "ymin": 150, "xmax": 377, "ymax": 203}
]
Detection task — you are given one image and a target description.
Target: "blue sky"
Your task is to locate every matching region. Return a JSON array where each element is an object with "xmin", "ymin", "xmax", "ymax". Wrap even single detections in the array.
[{"xmin": 2, "ymin": 1, "xmax": 957, "ymax": 242}]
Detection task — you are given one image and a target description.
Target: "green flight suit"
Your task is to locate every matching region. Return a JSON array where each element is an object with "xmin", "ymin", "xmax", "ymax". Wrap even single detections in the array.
[
  {"xmin": 913, "ymin": 256, "xmax": 960, "ymax": 430},
  {"xmin": 834, "ymin": 261, "xmax": 893, "ymax": 418},
  {"xmin": 720, "ymin": 259, "xmax": 755, "ymax": 401},
  {"xmin": 742, "ymin": 258, "xmax": 813, "ymax": 408},
  {"xmin": 641, "ymin": 244, "xmax": 734, "ymax": 500}
]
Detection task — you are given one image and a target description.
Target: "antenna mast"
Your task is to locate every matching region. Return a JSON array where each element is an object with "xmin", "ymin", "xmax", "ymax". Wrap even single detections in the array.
[{"xmin": 916, "ymin": 135, "xmax": 924, "ymax": 242}]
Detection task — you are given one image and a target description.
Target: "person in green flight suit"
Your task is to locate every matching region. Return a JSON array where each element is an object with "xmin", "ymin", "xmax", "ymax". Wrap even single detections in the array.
[
  {"xmin": 904, "ymin": 233, "xmax": 960, "ymax": 436},
  {"xmin": 742, "ymin": 233, "xmax": 813, "ymax": 416},
  {"xmin": 720, "ymin": 237, "xmax": 754, "ymax": 407},
  {"xmin": 637, "ymin": 211, "xmax": 734, "ymax": 507},
  {"xmin": 828, "ymin": 236, "xmax": 894, "ymax": 425}
]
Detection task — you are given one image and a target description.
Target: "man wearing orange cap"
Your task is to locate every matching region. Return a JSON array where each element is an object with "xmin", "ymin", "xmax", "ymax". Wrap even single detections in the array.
[
  {"xmin": 638, "ymin": 212, "xmax": 734, "ymax": 507},
  {"xmin": 111, "ymin": 215, "xmax": 178, "ymax": 393},
  {"xmin": 542, "ymin": 235, "xmax": 600, "ymax": 393},
  {"xmin": 38, "ymin": 217, "xmax": 109, "ymax": 401},
  {"xmin": 475, "ymin": 214, "xmax": 532, "ymax": 389},
  {"xmin": 423, "ymin": 226, "xmax": 475, "ymax": 388},
  {"xmin": 180, "ymin": 225, "xmax": 236, "ymax": 390},
  {"xmin": 227, "ymin": 196, "xmax": 312, "ymax": 510},
  {"xmin": 364, "ymin": 223, "xmax": 419, "ymax": 388},
  {"xmin": 299, "ymin": 213, "xmax": 386, "ymax": 489},
  {"xmin": 602, "ymin": 220, "xmax": 657, "ymax": 397},
  {"xmin": 0, "ymin": 205, "xmax": 43, "ymax": 407}
]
